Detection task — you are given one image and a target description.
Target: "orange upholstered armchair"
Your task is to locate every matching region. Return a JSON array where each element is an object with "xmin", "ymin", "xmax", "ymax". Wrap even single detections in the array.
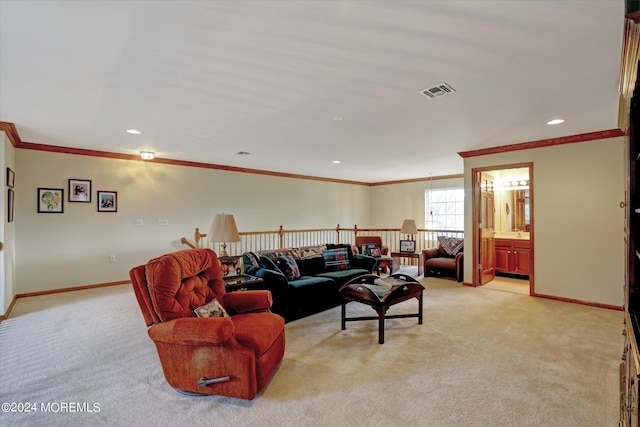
[{"xmin": 129, "ymin": 248, "xmax": 285, "ymax": 400}]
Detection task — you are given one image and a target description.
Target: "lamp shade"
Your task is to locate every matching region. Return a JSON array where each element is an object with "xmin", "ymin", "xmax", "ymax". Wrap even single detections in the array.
[
  {"xmin": 400, "ymin": 219, "xmax": 418, "ymax": 235},
  {"xmin": 207, "ymin": 214, "xmax": 241, "ymax": 243}
]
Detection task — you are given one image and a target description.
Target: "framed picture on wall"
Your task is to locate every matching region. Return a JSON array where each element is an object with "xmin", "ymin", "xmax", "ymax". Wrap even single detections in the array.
[
  {"xmin": 68, "ymin": 179, "xmax": 91, "ymax": 202},
  {"xmin": 7, "ymin": 189, "xmax": 14, "ymax": 222},
  {"xmin": 6, "ymin": 168, "xmax": 14, "ymax": 188},
  {"xmin": 37, "ymin": 188, "xmax": 64, "ymax": 213},
  {"xmin": 97, "ymin": 191, "xmax": 117, "ymax": 212}
]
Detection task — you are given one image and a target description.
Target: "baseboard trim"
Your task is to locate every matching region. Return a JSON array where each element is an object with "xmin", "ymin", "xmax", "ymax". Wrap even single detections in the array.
[
  {"xmin": 15, "ymin": 280, "xmax": 131, "ymax": 299},
  {"xmin": 532, "ymin": 292, "xmax": 623, "ymax": 311}
]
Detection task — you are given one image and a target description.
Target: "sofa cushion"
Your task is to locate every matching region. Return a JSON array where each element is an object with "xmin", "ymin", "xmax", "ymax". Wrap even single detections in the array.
[
  {"xmin": 323, "ymin": 247, "xmax": 350, "ymax": 271},
  {"xmin": 438, "ymin": 236, "xmax": 464, "ymax": 256},
  {"xmin": 316, "ymin": 269, "xmax": 369, "ymax": 285},
  {"xmin": 275, "ymin": 255, "xmax": 301, "ymax": 280},
  {"xmin": 425, "ymin": 257, "xmax": 457, "ymax": 270},
  {"xmin": 296, "ymin": 256, "xmax": 326, "ymax": 276}
]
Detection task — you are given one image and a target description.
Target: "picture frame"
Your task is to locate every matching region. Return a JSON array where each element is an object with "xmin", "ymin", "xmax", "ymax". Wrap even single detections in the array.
[
  {"xmin": 219, "ymin": 255, "xmax": 243, "ymax": 278},
  {"xmin": 399, "ymin": 239, "xmax": 416, "ymax": 253},
  {"xmin": 6, "ymin": 168, "xmax": 14, "ymax": 188},
  {"xmin": 68, "ymin": 179, "xmax": 91, "ymax": 202},
  {"xmin": 97, "ymin": 191, "xmax": 117, "ymax": 212},
  {"xmin": 37, "ymin": 188, "xmax": 64, "ymax": 213},
  {"xmin": 7, "ymin": 189, "xmax": 14, "ymax": 222}
]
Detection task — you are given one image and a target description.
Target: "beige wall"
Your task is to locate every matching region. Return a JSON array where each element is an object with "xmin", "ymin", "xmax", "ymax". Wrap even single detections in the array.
[
  {"xmin": 463, "ymin": 137, "xmax": 626, "ymax": 307},
  {"xmin": 369, "ymin": 176, "xmax": 464, "ymax": 228},
  {"xmin": 15, "ymin": 150, "xmax": 371, "ymax": 294},
  {"xmin": 2, "ymin": 132, "xmax": 16, "ymax": 314}
]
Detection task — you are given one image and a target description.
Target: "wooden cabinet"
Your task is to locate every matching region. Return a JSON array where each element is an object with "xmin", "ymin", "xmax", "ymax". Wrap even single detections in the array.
[{"xmin": 495, "ymin": 238, "xmax": 530, "ymax": 276}]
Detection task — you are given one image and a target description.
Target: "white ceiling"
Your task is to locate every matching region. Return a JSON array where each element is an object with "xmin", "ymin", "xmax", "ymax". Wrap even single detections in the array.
[{"xmin": 0, "ymin": 1, "xmax": 625, "ymax": 183}]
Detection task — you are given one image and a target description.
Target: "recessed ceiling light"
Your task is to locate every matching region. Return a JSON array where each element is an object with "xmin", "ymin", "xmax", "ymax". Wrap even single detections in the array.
[
  {"xmin": 332, "ymin": 160, "xmax": 341, "ymax": 164},
  {"xmin": 547, "ymin": 119, "xmax": 564, "ymax": 125},
  {"xmin": 127, "ymin": 129, "xmax": 142, "ymax": 134}
]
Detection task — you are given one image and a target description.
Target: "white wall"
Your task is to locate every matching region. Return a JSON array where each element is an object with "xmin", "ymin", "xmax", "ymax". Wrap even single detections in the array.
[
  {"xmin": 15, "ymin": 150, "xmax": 371, "ymax": 294},
  {"xmin": 463, "ymin": 137, "xmax": 626, "ymax": 307},
  {"xmin": 1, "ymin": 132, "xmax": 16, "ymax": 314}
]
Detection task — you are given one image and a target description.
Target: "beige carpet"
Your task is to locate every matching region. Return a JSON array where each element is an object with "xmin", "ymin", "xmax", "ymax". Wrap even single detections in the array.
[{"xmin": 0, "ymin": 278, "xmax": 624, "ymax": 426}]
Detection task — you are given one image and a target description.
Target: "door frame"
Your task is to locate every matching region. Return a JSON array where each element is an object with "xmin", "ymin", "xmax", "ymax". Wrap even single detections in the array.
[{"xmin": 471, "ymin": 162, "xmax": 534, "ymax": 293}]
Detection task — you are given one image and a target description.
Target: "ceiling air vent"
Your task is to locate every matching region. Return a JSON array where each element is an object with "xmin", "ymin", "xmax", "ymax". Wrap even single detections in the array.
[{"xmin": 419, "ymin": 83, "xmax": 456, "ymax": 99}]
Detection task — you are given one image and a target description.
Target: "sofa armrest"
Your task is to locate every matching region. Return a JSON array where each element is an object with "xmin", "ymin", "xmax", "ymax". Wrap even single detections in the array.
[
  {"xmin": 148, "ymin": 317, "xmax": 234, "ymax": 346},
  {"xmin": 422, "ymin": 248, "xmax": 440, "ymax": 260},
  {"xmin": 352, "ymin": 254, "xmax": 377, "ymax": 272},
  {"xmin": 223, "ymin": 290, "xmax": 272, "ymax": 314}
]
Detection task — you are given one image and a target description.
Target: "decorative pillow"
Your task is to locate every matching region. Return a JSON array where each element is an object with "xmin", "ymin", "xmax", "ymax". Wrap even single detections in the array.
[
  {"xmin": 259, "ymin": 255, "xmax": 281, "ymax": 272},
  {"xmin": 369, "ymin": 247, "xmax": 382, "ymax": 257},
  {"xmin": 243, "ymin": 251, "xmax": 261, "ymax": 267},
  {"xmin": 438, "ymin": 236, "xmax": 464, "ymax": 257},
  {"xmin": 296, "ymin": 256, "xmax": 326, "ymax": 275},
  {"xmin": 291, "ymin": 245, "xmax": 326, "ymax": 260},
  {"xmin": 275, "ymin": 255, "xmax": 301, "ymax": 280},
  {"xmin": 323, "ymin": 247, "xmax": 350, "ymax": 271},
  {"xmin": 194, "ymin": 298, "xmax": 230, "ymax": 318}
]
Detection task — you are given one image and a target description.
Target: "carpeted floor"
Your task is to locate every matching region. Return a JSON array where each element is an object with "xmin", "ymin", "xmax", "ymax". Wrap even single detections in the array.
[{"xmin": 0, "ymin": 277, "xmax": 624, "ymax": 426}]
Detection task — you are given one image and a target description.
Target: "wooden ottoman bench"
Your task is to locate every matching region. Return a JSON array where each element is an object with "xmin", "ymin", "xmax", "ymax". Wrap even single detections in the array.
[{"xmin": 339, "ymin": 273, "xmax": 424, "ymax": 344}]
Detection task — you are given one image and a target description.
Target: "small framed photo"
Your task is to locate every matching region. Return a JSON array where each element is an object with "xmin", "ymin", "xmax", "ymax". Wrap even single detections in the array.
[
  {"xmin": 37, "ymin": 188, "xmax": 64, "ymax": 213},
  {"xmin": 97, "ymin": 191, "xmax": 117, "ymax": 212},
  {"xmin": 68, "ymin": 179, "xmax": 91, "ymax": 203},
  {"xmin": 219, "ymin": 256, "xmax": 243, "ymax": 278},
  {"xmin": 7, "ymin": 189, "xmax": 14, "ymax": 222},
  {"xmin": 6, "ymin": 168, "xmax": 14, "ymax": 188},
  {"xmin": 399, "ymin": 240, "xmax": 416, "ymax": 253}
]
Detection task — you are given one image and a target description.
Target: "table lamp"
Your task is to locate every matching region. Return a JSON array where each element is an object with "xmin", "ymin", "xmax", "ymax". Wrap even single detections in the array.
[{"xmin": 207, "ymin": 213, "xmax": 240, "ymax": 257}]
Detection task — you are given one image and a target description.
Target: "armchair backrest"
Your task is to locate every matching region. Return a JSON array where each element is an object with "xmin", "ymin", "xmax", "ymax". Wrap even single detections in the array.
[
  {"xmin": 355, "ymin": 236, "xmax": 383, "ymax": 248},
  {"xmin": 130, "ymin": 248, "xmax": 226, "ymax": 326}
]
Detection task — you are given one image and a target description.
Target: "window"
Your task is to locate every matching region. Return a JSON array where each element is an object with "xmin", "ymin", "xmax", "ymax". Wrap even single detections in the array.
[{"xmin": 425, "ymin": 188, "xmax": 464, "ymax": 231}]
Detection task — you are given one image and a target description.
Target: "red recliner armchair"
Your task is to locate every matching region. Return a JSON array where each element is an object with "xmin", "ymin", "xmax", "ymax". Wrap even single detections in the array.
[{"xmin": 129, "ymin": 248, "xmax": 285, "ymax": 400}]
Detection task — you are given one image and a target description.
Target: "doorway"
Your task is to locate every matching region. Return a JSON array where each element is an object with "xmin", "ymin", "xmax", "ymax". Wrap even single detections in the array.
[{"xmin": 472, "ymin": 163, "xmax": 533, "ymax": 295}]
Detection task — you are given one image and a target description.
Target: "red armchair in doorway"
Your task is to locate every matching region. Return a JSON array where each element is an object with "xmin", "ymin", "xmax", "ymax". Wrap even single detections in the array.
[{"xmin": 129, "ymin": 248, "xmax": 285, "ymax": 400}]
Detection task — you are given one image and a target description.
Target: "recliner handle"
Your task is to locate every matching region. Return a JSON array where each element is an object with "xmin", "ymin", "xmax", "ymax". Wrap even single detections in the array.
[{"xmin": 197, "ymin": 376, "xmax": 231, "ymax": 387}]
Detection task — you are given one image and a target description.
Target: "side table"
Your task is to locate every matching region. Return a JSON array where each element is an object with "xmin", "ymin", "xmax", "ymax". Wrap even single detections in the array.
[
  {"xmin": 390, "ymin": 251, "xmax": 423, "ymax": 276},
  {"xmin": 224, "ymin": 275, "xmax": 264, "ymax": 293}
]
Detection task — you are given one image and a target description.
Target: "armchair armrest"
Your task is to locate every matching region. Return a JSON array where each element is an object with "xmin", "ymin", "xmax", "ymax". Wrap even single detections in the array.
[
  {"xmin": 381, "ymin": 245, "xmax": 389, "ymax": 255},
  {"xmin": 352, "ymin": 253, "xmax": 377, "ymax": 272},
  {"xmin": 223, "ymin": 290, "xmax": 272, "ymax": 314},
  {"xmin": 148, "ymin": 317, "xmax": 234, "ymax": 346},
  {"xmin": 422, "ymin": 248, "xmax": 440, "ymax": 260}
]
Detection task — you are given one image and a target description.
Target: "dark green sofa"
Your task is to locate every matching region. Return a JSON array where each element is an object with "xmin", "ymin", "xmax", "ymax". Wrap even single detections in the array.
[{"xmin": 243, "ymin": 244, "xmax": 376, "ymax": 321}]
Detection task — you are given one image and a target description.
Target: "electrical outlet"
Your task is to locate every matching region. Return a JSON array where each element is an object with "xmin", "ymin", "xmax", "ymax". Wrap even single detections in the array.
[
  {"xmin": 109, "ymin": 255, "xmax": 116, "ymax": 263},
  {"xmin": 158, "ymin": 219, "xmax": 169, "ymax": 226},
  {"xmin": 134, "ymin": 219, "xmax": 143, "ymax": 227}
]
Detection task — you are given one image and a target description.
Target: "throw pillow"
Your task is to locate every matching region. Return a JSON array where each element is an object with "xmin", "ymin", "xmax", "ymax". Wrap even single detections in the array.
[
  {"xmin": 296, "ymin": 256, "xmax": 326, "ymax": 275},
  {"xmin": 438, "ymin": 236, "xmax": 464, "ymax": 256},
  {"xmin": 275, "ymin": 255, "xmax": 301, "ymax": 280},
  {"xmin": 259, "ymin": 255, "xmax": 280, "ymax": 272},
  {"xmin": 291, "ymin": 245, "xmax": 326, "ymax": 260},
  {"xmin": 243, "ymin": 251, "xmax": 261, "ymax": 267},
  {"xmin": 323, "ymin": 247, "xmax": 350, "ymax": 271},
  {"xmin": 369, "ymin": 247, "xmax": 382, "ymax": 257},
  {"xmin": 194, "ymin": 298, "xmax": 230, "ymax": 318}
]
